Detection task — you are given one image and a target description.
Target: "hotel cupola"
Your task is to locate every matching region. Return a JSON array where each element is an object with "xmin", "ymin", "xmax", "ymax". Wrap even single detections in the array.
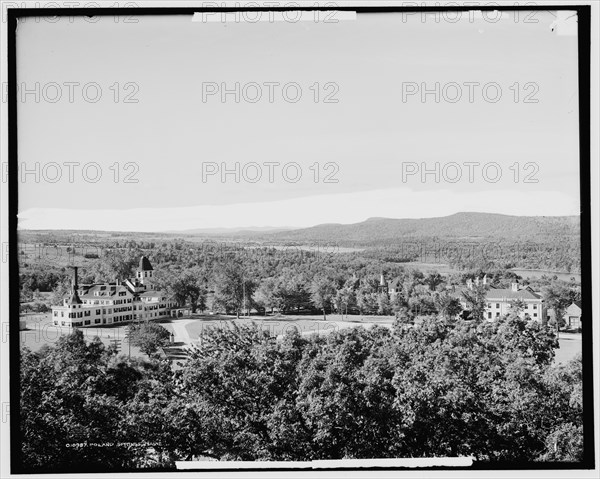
[{"xmin": 137, "ymin": 256, "xmax": 154, "ymax": 285}]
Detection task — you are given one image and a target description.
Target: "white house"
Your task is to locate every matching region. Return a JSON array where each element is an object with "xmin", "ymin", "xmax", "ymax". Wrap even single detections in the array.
[
  {"xmin": 483, "ymin": 283, "xmax": 545, "ymax": 321},
  {"xmin": 562, "ymin": 301, "xmax": 582, "ymax": 329},
  {"xmin": 454, "ymin": 276, "xmax": 546, "ymax": 322}
]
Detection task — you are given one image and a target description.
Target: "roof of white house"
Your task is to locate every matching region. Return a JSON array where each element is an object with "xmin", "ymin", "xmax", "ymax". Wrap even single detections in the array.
[
  {"xmin": 567, "ymin": 301, "xmax": 582, "ymax": 311},
  {"xmin": 449, "ymin": 285, "xmax": 543, "ymax": 302},
  {"xmin": 485, "ymin": 287, "xmax": 542, "ymax": 301}
]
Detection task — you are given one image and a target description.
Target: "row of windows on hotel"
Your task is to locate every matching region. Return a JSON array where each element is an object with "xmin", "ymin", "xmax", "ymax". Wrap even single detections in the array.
[
  {"xmin": 54, "ymin": 303, "xmax": 169, "ymax": 319},
  {"xmin": 83, "ymin": 298, "xmax": 133, "ymax": 305},
  {"xmin": 83, "ymin": 298, "xmax": 167, "ymax": 306},
  {"xmin": 54, "ymin": 309, "xmax": 171, "ymax": 328}
]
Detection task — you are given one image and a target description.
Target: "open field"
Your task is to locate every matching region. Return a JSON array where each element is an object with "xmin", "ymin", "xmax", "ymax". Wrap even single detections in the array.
[
  {"xmin": 401, "ymin": 262, "xmax": 581, "ymax": 280},
  {"xmin": 18, "ymin": 243, "xmax": 104, "ymax": 270},
  {"xmin": 158, "ymin": 314, "xmax": 394, "ymax": 343},
  {"xmin": 18, "ymin": 313, "xmax": 395, "ymax": 355},
  {"xmin": 19, "ymin": 313, "xmax": 581, "ymax": 366},
  {"xmin": 554, "ymin": 332, "xmax": 582, "ymax": 365},
  {"xmin": 19, "ymin": 312, "xmax": 147, "ymax": 359},
  {"xmin": 510, "ymin": 268, "xmax": 581, "ymax": 282}
]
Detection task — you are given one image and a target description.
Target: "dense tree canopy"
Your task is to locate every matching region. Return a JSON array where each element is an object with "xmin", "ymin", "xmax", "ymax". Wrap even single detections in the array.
[
  {"xmin": 20, "ymin": 314, "xmax": 584, "ymax": 472},
  {"xmin": 18, "ymin": 232, "xmax": 581, "ymax": 325}
]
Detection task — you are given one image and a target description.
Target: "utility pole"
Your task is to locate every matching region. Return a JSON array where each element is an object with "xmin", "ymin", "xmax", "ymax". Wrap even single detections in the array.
[
  {"xmin": 243, "ymin": 275, "xmax": 249, "ymax": 318},
  {"xmin": 124, "ymin": 326, "xmax": 131, "ymax": 360},
  {"xmin": 109, "ymin": 338, "xmax": 122, "ymax": 354}
]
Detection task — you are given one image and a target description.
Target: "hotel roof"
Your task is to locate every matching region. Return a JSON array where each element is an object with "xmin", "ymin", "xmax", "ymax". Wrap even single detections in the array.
[
  {"xmin": 65, "ymin": 290, "xmax": 83, "ymax": 305},
  {"xmin": 79, "ymin": 284, "xmax": 131, "ymax": 299},
  {"xmin": 139, "ymin": 290, "xmax": 163, "ymax": 298}
]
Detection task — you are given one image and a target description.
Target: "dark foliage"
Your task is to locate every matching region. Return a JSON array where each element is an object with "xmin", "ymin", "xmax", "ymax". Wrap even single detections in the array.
[{"xmin": 20, "ymin": 315, "xmax": 582, "ymax": 472}]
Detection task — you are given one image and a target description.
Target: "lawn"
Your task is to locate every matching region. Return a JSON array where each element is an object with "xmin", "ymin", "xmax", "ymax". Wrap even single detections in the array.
[
  {"xmin": 19, "ymin": 312, "xmax": 581, "ymax": 365},
  {"xmin": 555, "ymin": 332, "xmax": 582, "ymax": 365},
  {"xmin": 156, "ymin": 314, "xmax": 394, "ymax": 344},
  {"xmin": 19, "ymin": 312, "xmax": 148, "ymax": 359}
]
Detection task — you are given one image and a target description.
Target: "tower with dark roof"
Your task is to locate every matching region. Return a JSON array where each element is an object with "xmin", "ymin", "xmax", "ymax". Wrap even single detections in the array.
[
  {"xmin": 136, "ymin": 256, "xmax": 154, "ymax": 286},
  {"xmin": 65, "ymin": 266, "xmax": 82, "ymax": 305},
  {"xmin": 139, "ymin": 256, "xmax": 153, "ymax": 272}
]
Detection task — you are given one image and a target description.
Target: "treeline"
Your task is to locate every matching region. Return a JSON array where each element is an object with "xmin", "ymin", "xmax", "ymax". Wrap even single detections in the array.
[
  {"xmin": 21, "ymin": 240, "xmax": 581, "ymax": 324},
  {"xmin": 359, "ymin": 238, "xmax": 581, "ymax": 273},
  {"xmin": 20, "ymin": 315, "xmax": 583, "ymax": 472},
  {"xmin": 19, "ymin": 224, "xmax": 581, "ymax": 280},
  {"xmin": 19, "ymin": 268, "xmax": 63, "ymax": 294}
]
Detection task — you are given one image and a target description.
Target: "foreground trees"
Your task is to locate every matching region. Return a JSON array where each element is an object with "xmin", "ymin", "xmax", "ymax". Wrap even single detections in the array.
[
  {"xmin": 20, "ymin": 332, "xmax": 151, "ymax": 471},
  {"xmin": 128, "ymin": 322, "xmax": 172, "ymax": 356},
  {"xmin": 20, "ymin": 316, "xmax": 584, "ymax": 472}
]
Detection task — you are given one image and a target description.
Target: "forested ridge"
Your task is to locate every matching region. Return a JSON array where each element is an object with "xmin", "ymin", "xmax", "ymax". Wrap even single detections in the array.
[{"xmin": 261, "ymin": 212, "xmax": 580, "ymax": 243}]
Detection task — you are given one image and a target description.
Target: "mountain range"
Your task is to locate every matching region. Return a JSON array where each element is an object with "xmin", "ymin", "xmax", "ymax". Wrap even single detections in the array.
[{"xmin": 245, "ymin": 212, "xmax": 580, "ymax": 245}]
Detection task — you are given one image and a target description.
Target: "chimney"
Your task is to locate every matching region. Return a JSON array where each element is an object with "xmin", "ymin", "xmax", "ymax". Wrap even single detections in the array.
[
  {"xmin": 67, "ymin": 266, "xmax": 82, "ymax": 305},
  {"xmin": 483, "ymin": 274, "xmax": 488, "ymax": 285},
  {"xmin": 72, "ymin": 266, "xmax": 79, "ymax": 290},
  {"xmin": 475, "ymin": 276, "xmax": 480, "ymax": 286},
  {"xmin": 466, "ymin": 278, "xmax": 473, "ymax": 290},
  {"xmin": 380, "ymin": 273, "xmax": 385, "ymax": 286},
  {"xmin": 511, "ymin": 282, "xmax": 519, "ymax": 292}
]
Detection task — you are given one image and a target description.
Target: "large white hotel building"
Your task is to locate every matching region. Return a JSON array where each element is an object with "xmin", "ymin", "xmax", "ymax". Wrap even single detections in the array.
[{"xmin": 51, "ymin": 256, "xmax": 179, "ymax": 328}]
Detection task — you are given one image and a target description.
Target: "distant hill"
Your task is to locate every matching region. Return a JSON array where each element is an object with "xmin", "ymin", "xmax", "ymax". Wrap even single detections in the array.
[
  {"xmin": 19, "ymin": 213, "xmax": 580, "ymax": 246},
  {"xmin": 258, "ymin": 212, "xmax": 580, "ymax": 245},
  {"xmin": 168, "ymin": 226, "xmax": 295, "ymax": 236}
]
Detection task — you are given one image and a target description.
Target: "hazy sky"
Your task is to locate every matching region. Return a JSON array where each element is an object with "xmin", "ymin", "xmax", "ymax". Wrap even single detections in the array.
[{"xmin": 15, "ymin": 10, "xmax": 580, "ymax": 231}]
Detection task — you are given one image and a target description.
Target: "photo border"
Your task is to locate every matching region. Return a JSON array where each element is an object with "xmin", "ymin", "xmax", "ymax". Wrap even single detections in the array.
[{"xmin": 6, "ymin": 3, "xmax": 594, "ymax": 474}]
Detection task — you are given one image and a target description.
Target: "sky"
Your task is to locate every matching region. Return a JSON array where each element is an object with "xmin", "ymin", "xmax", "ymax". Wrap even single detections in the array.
[{"xmin": 14, "ymin": 10, "xmax": 581, "ymax": 231}]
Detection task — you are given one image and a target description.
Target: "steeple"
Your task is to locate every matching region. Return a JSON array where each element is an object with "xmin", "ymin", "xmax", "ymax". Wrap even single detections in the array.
[
  {"xmin": 378, "ymin": 272, "xmax": 388, "ymax": 294},
  {"xmin": 137, "ymin": 256, "xmax": 154, "ymax": 286},
  {"xmin": 139, "ymin": 256, "xmax": 153, "ymax": 271}
]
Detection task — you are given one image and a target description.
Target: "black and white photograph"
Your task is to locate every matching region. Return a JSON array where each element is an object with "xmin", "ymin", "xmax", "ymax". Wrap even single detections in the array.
[{"xmin": 1, "ymin": 1, "xmax": 598, "ymax": 477}]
